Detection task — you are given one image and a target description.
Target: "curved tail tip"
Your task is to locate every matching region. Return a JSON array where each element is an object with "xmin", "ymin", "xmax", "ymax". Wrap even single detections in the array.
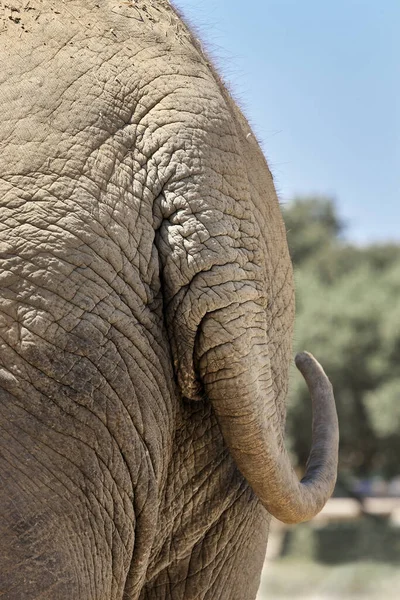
[
  {"xmin": 295, "ymin": 351, "xmax": 330, "ymax": 384},
  {"xmin": 295, "ymin": 351, "xmax": 314, "ymax": 369}
]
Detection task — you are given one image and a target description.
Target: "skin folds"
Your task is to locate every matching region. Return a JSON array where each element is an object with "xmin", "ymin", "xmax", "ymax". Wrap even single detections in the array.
[{"xmin": 0, "ymin": 2, "xmax": 338, "ymax": 598}]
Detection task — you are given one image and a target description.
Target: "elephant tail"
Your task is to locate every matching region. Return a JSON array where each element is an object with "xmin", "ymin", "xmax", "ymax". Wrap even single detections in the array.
[{"xmin": 200, "ymin": 310, "xmax": 339, "ymax": 525}]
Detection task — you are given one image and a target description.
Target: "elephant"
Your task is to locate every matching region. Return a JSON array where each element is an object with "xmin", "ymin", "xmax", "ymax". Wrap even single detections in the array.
[{"xmin": 0, "ymin": 1, "xmax": 338, "ymax": 599}]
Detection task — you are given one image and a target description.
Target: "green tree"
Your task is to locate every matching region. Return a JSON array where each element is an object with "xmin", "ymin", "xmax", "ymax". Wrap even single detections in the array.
[
  {"xmin": 283, "ymin": 196, "xmax": 343, "ymax": 265},
  {"xmin": 283, "ymin": 198, "xmax": 400, "ymax": 482}
]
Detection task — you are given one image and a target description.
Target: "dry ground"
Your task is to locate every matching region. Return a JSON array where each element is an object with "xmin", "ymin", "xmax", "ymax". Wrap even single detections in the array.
[{"xmin": 256, "ymin": 559, "xmax": 400, "ymax": 599}]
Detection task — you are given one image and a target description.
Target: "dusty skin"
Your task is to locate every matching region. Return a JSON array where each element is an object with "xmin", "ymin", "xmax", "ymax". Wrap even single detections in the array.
[{"xmin": 0, "ymin": 2, "xmax": 338, "ymax": 598}]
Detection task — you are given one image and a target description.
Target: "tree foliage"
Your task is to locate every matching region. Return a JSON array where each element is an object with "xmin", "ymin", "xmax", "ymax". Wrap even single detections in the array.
[{"xmin": 283, "ymin": 197, "xmax": 400, "ymax": 480}]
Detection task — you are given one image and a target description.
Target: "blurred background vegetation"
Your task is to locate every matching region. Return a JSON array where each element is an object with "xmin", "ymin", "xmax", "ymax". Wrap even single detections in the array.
[
  {"xmin": 283, "ymin": 196, "xmax": 400, "ymax": 488},
  {"xmin": 257, "ymin": 197, "xmax": 400, "ymax": 599}
]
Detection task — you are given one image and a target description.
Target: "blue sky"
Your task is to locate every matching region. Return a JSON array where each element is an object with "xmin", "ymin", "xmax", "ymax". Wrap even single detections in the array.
[{"xmin": 175, "ymin": 0, "xmax": 399, "ymax": 244}]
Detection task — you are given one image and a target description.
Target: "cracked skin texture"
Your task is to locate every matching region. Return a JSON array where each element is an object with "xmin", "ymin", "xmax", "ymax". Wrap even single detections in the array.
[{"xmin": 0, "ymin": 1, "xmax": 295, "ymax": 599}]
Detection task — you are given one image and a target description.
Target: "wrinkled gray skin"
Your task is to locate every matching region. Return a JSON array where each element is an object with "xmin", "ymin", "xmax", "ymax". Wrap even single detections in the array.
[{"xmin": 0, "ymin": 2, "xmax": 339, "ymax": 599}]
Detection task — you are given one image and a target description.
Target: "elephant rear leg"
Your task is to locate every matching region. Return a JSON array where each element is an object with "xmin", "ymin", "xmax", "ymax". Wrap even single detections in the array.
[
  {"xmin": 140, "ymin": 490, "xmax": 269, "ymax": 600},
  {"xmin": 0, "ymin": 388, "xmax": 152, "ymax": 600}
]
